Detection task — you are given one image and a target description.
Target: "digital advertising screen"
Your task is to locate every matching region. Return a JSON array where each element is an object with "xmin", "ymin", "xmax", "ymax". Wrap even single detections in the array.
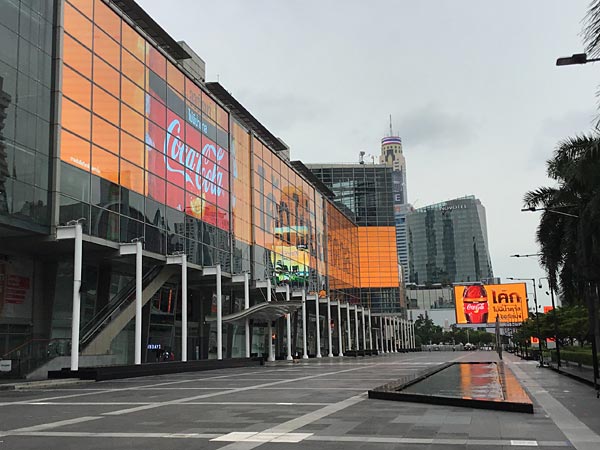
[{"xmin": 454, "ymin": 283, "xmax": 529, "ymax": 325}]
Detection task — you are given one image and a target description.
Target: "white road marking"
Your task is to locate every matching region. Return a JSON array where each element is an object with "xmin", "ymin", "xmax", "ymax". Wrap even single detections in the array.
[
  {"xmin": 101, "ymin": 363, "xmax": 386, "ymax": 416},
  {"xmin": 0, "ymin": 369, "xmax": 265, "ymax": 405},
  {"xmin": 9, "ymin": 416, "xmax": 102, "ymax": 432}
]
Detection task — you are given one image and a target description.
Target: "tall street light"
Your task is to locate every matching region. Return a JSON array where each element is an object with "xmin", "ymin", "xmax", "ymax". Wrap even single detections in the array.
[
  {"xmin": 507, "ymin": 277, "xmax": 543, "ymax": 366},
  {"xmin": 556, "ymin": 52, "xmax": 600, "ymax": 66},
  {"xmin": 509, "ymin": 253, "xmax": 561, "ymax": 370},
  {"xmin": 539, "ymin": 276, "xmax": 561, "ymax": 370},
  {"xmin": 521, "ymin": 206, "xmax": 579, "ymax": 219}
]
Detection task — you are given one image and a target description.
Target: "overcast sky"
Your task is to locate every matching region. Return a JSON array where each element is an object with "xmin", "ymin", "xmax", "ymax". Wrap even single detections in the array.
[{"xmin": 138, "ymin": 0, "xmax": 598, "ymax": 307}]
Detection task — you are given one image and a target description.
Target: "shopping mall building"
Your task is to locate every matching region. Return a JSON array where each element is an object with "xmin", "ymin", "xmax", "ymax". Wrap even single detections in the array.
[{"xmin": 0, "ymin": 0, "xmax": 414, "ymax": 377}]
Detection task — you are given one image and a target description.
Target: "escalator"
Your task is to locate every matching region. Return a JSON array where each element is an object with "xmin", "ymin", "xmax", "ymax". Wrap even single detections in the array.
[{"xmin": 81, "ymin": 264, "xmax": 177, "ymax": 356}]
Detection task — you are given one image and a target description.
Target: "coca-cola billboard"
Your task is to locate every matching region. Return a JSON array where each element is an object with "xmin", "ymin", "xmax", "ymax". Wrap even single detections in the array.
[{"xmin": 146, "ymin": 92, "xmax": 230, "ymax": 231}]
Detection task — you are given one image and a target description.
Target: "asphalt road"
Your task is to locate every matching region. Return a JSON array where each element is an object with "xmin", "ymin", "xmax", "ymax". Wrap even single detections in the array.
[{"xmin": 1, "ymin": 351, "xmax": 599, "ymax": 450}]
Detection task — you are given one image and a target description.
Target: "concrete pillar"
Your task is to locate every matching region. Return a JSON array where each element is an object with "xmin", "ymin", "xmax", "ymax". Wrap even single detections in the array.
[
  {"xmin": 346, "ymin": 303, "xmax": 352, "ymax": 351},
  {"xmin": 327, "ymin": 298, "xmax": 333, "ymax": 357},
  {"xmin": 301, "ymin": 290, "xmax": 308, "ymax": 359},
  {"xmin": 380, "ymin": 316, "xmax": 385, "ymax": 353},
  {"xmin": 361, "ymin": 307, "xmax": 367, "ymax": 351},
  {"xmin": 244, "ymin": 273, "xmax": 250, "ymax": 358},
  {"xmin": 286, "ymin": 285, "xmax": 292, "ymax": 361},
  {"xmin": 337, "ymin": 300, "xmax": 343, "ymax": 356},
  {"xmin": 354, "ymin": 306, "xmax": 360, "ymax": 351},
  {"xmin": 216, "ymin": 265, "xmax": 222, "ymax": 361},
  {"xmin": 181, "ymin": 255, "xmax": 187, "ymax": 362},
  {"xmin": 315, "ymin": 295, "xmax": 322, "ymax": 358}
]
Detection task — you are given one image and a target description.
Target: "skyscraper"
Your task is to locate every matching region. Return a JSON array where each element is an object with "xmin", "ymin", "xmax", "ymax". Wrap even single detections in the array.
[
  {"xmin": 307, "ymin": 163, "xmax": 403, "ymax": 313},
  {"xmin": 379, "ymin": 124, "xmax": 411, "ymax": 284},
  {"xmin": 407, "ymin": 196, "xmax": 494, "ymax": 285}
]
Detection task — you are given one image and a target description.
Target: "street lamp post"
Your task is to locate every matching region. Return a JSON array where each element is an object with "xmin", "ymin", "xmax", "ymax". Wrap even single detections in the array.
[
  {"xmin": 507, "ymin": 277, "xmax": 543, "ymax": 367},
  {"xmin": 540, "ymin": 276, "xmax": 561, "ymax": 370},
  {"xmin": 509, "ymin": 253, "xmax": 562, "ymax": 370}
]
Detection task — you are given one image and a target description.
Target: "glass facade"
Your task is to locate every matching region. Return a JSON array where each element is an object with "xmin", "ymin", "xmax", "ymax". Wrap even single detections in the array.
[
  {"xmin": 407, "ymin": 196, "xmax": 494, "ymax": 285},
  {"xmin": 0, "ymin": 0, "xmax": 399, "ymax": 367},
  {"xmin": 0, "ymin": 0, "xmax": 53, "ymax": 233},
  {"xmin": 308, "ymin": 164, "xmax": 402, "ymax": 313}
]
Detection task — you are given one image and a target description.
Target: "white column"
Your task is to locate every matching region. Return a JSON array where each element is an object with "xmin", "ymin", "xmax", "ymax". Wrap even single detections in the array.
[
  {"xmin": 71, "ymin": 223, "xmax": 83, "ymax": 371},
  {"xmin": 354, "ymin": 306, "xmax": 360, "ymax": 351},
  {"xmin": 315, "ymin": 295, "xmax": 322, "ymax": 358},
  {"xmin": 267, "ymin": 320, "xmax": 274, "ymax": 362},
  {"xmin": 244, "ymin": 273, "xmax": 250, "ymax": 358},
  {"xmin": 394, "ymin": 318, "xmax": 399, "ymax": 352},
  {"xmin": 327, "ymin": 298, "xmax": 333, "ymax": 357},
  {"xmin": 374, "ymin": 313, "xmax": 379, "ymax": 352},
  {"xmin": 361, "ymin": 307, "xmax": 366, "ymax": 351},
  {"xmin": 386, "ymin": 317, "xmax": 391, "ymax": 353},
  {"xmin": 267, "ymin": 279, "xmax": 274, "ymax": 362},
  {"xmin": 380, "ymin": 316, "xmax": 385, "ymax": 353},
  {"xmin": 286, "ymin": 285, "xmax": 293, "ymax": 361},
  {"xmin": 133, "ymin": 240, "xmax": 142, "ymax": 365},
  {"xmin": 301, "ymin": 290, "xmax": 308, "ymax": 359},
  {"xmin": 367, "ymin": 309, "xmax": 373, "ymax": 351},
  {"xmin": 337, "ymin": 301, "xmax": 343, "ymax": 357},
  {"xmin": 346, "ymin": 303, "xmax": 352, "ymax": 351},
  {"xmin": 181, "ymin": 255, "xmax": 187, "ymax": 362},
  {"xmin": 216, "ymin": 264, "xmax": 223, "ymax": 361},
  {"xmin": 404, "ymin": 319, "xmax": 409, "ymax": 350},
  {"xmin": 411, "ymin": 321, "xmax": 416, "ymax": 349}
]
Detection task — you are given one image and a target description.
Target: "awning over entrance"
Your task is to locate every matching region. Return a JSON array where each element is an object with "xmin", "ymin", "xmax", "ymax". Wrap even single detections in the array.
[{"xmin": 205, "ymin": 300, "xmax": 302, "ymax": 324}]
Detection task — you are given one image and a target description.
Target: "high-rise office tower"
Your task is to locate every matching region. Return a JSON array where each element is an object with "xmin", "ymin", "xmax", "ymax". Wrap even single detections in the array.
[
  {"xmin": 407, "ymin": 196, "xmax": 494, "ymax": 285},
  {"xmin": 379, "ymin": 122, "xmax": 411, "ymax": 284}
]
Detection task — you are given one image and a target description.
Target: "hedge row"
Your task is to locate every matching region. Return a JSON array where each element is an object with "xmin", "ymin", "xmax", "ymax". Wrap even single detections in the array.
[{"xmin": 550, "ymin": 350, "xmax": 595, "ymax": 366}]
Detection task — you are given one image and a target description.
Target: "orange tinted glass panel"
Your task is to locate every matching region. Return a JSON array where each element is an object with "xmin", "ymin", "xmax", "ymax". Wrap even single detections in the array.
[
  {"xmin": 122, "ymin": 23, "xmax": 145, "ymax": 61},
  {"xmin": 63, "ymin": 34, "xmax": 92, "ymax": 78},
  {"xmin": 93, "ymin": 0, "xmax": 121, "ymax": 42},
  {"xmin": 120, "ymin": 131, "xmax": 144, "ymax": 166},
  {"xmin": 93, "ymin": 55, "xmax": 120, "ymax": 96},
  {"xmin": 146, "ymin": 45, "xmax": 166, "ymax": 77},
  {"xmin": 122, "ymin": 49, "xmax": 144, "ymax": 88},
  {"xmin": 62, "ymin": 97, "xmax": 91, "ymax": 139},
  {"xmin": 120, "ymin": 159, "xmax": 144, "ymax": 195},
  {"xmin": 121, "ymin": 104, "xmax": 144, "ymax": 138},
  {"xmin": 166, "ymin": 61, "xmax": 184, "ymax": 94},
  {"xmin": 201, "ymin": 91, "xmax": 216, "ymax": 121},
  {"xmin": 93, "ymin": 27, "xmax": 120, "ymax": 69},
  {"xmin": 357, "ymin": 227, "xmax": 399, "ymax": 288},
  {"xmin": 217, "ymin": 105, "xmax": 228, "ymax": 131},
  {"xmin": 91, "ymin": 145, "xmax": 119, "ymax": 184},
  {"xmin": 92, "ymin": 85, "xmax": 119, "ymax": 124},
  {"xmin": 92, "ymin": 114, "xmax": 119, "ymax": 154},
  {"xmin": 121, "ymin": 76, "xmax": 144, "ymax": 113},
  {"xmin": 62, "ymin": 65, "xmax": 91, "ymax": 109},
  {"xmin": 64, "ymin": 3, "xmax": 92, "ymax": 48},
  {"xmin": 67, "ymin": 0, "xmax": 92, "ymax": 17},
  {"xmin": 60, "ymin": 129, "xmax": 91, "ymax": 170},
  {"xmin": 185, "ymin": 79, "xmax": 201, "ymax": 109}
]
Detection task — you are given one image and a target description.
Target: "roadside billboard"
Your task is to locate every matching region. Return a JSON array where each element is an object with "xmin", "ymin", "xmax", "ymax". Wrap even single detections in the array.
[{"xmin": 454, "ymin": 283, "xmax": 528, "ymax": 325}]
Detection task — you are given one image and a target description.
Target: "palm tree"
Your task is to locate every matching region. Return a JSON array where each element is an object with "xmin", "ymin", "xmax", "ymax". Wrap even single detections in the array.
[
  {"xmin": 523, "ymin": 135, "xmax": 600, "ymax": 303},
  {"xmin": 524, "ymin": 134, "xmax": 600, "ymax": 382}
]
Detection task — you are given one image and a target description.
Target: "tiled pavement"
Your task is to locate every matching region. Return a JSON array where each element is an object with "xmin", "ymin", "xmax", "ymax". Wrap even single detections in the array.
[{"xmin": 0, "ymin": 351, "xmax": 599, "ymax": 449}]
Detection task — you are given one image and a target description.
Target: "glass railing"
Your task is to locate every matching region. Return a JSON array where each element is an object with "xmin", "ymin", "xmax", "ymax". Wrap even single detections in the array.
[{"xmin": 0, "ymin": 338, "xmax": 71, "ymax": 379}]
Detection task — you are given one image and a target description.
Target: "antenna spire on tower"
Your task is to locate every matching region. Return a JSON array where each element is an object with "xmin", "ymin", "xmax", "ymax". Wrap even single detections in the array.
[{"xmin": 389, "ymin": 114, "xmax": 393, "ymax": 136}]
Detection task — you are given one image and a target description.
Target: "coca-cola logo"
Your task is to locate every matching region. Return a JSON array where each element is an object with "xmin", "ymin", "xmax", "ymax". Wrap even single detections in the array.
[
  {"xmin": 164, "ymin": 119, "xmax": 226, "ymax": 197},
  {"xmin": 464, "ymin": 302, "xmax": 488, "ymax": 314}
]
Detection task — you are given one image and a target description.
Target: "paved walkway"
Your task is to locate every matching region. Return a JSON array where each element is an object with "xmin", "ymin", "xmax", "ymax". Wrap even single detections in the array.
[{"xmin": 0, "ymin": 351, "xmax": 599, "ymax": 449}]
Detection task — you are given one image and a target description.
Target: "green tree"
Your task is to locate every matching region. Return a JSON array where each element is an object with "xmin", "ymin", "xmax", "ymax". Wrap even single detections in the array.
[{"xmin": 414, "ymin": 314, "xmax": 442, "ymax": 345}]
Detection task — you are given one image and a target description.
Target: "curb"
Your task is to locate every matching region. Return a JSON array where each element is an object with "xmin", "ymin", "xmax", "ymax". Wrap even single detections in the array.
[{"xmin": 0, "ymin": 378, "xmax": 94, "ymax": 391}]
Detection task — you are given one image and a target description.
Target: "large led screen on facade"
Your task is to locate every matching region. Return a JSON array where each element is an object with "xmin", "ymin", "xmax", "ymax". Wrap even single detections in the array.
[
  {"xmin": 60, "ymin": 0, "xmax": 230, "ymax": 232},
  {"xmin": 454, "ymin": 283, "xmax": 529, "ymax": 325}
]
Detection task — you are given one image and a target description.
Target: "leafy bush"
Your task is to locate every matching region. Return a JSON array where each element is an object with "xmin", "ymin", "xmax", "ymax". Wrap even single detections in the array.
[{"xmin": 551, "ymin": 349, "xmax": 595, "ymax": 366}]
